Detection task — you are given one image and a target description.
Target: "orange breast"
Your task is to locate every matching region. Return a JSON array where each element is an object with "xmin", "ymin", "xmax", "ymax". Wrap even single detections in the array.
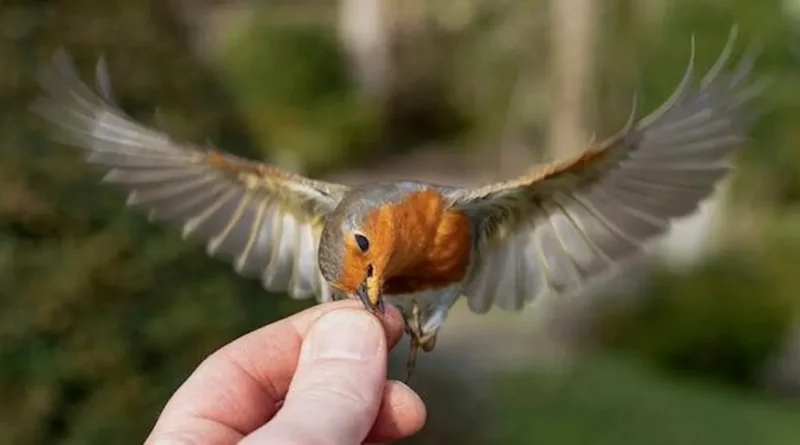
[{"xmin": 366, "ymin": 189, "xmax": 473, "ymax": 296}]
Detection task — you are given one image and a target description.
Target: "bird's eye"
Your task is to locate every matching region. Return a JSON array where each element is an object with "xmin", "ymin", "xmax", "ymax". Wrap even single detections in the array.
[{"xmin": 354, "ymin": 234, "xmax": 370, "ymax": 252}]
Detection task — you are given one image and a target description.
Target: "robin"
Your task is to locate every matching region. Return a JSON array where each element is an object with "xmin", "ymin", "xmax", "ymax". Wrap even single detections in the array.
[{"xmin": 32, "ymin": 27, "xmax": 762, "ymax": 382}]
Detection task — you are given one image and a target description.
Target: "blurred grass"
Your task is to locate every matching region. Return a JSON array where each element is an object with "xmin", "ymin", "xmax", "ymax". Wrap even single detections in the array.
[
  {"xmin": 403, "ymin": 353, "xmax": 800, "ymax": 444},
  {"xmin": 486, "ymin": 355, "xmax": 800, "ymax": 445}
]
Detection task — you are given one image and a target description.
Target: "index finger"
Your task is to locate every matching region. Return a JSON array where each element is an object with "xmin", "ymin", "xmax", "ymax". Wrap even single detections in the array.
[{"xmin": 146, "ymin": 300, "xmax": 406, "ymax": 444}]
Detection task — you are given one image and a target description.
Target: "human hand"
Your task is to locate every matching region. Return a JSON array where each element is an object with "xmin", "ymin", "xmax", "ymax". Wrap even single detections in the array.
[{"xmin": 145, "ymin": 300, "xmax": 427, "ymax": 444}]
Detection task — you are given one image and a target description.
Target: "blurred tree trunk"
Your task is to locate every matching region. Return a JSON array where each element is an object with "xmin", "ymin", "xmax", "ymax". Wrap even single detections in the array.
[
  {"xmin": 546, "ymin": 0, "xmax": 597, "ymax": 158},
  {"xmin": 337, "ymin": 0, "xmax": 391, "ymax": 104}
]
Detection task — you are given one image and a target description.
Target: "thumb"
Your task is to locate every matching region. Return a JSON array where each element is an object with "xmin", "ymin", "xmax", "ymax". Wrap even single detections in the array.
[{"xmin": 240, "ymin": 308, "xmax": 389, "ymax": 445}]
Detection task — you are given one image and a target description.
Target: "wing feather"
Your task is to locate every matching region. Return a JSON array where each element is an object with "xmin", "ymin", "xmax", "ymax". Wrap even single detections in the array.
[
  {"xmin": 450, "ymin": 27, "xmax": 763, "ymax": 313},
  {"xmin": 32, "ymin": 48, "xmax": 351, "ymax": 302},
  {"xmin": 531, "ymin": 218, "xmax": 567, "ymax": 290},
  {"xmin": 464, "ymin": 245, "xmax": 504, "ymax": 313},
  {"xmin": 485, "ymin": 240, "xmax": 519, "ymax": 311}
]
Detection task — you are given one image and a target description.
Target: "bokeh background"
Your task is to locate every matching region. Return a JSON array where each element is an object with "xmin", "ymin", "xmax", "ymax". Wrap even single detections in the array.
[{"xmin": 2, "ymin": 0, "xmax": 800, "ymax": 443}]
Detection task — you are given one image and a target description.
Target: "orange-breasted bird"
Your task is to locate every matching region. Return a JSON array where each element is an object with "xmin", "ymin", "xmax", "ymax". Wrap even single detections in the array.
[{"xmin": 32, "ymin": 27, "xmax": 762, "ymax": 382}]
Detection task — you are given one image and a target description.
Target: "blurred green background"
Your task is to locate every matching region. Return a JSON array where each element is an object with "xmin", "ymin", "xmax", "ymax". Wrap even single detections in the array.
[{"xmin": 2, "ymin": 0, "xmax": 800, "ymax": 443}]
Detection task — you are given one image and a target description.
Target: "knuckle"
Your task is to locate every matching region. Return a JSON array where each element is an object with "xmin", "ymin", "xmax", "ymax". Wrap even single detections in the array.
[{"xmin": 292, "ymin": 369, "xmax": 373, "ymax": 414}]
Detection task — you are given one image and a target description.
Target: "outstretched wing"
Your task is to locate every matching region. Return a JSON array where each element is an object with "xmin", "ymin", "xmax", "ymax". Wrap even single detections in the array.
[
  {"xmin": 32, "ymin": 49, "xmax": 351, "ymax": 302},
  {"xmin": 449, "ymin": 27, "xmax": 763, "ymax": 313}
]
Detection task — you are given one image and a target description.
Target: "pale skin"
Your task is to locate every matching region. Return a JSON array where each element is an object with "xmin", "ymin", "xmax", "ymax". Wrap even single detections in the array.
[{"xmin": 145, "ymin": 300, "xmax": 427, "ymax": 445}]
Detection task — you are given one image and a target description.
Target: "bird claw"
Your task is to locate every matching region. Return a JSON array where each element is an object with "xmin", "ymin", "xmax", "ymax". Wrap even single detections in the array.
[{"xmin": 402, "ymin": 300, "xmax": 437, "ymax": 384}]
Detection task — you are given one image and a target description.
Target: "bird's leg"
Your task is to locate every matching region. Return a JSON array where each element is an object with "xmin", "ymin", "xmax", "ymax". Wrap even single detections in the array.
[
  {"xmin": 413, "ymin": 301, "xmax": 439, "ymax": 352},
  {"xmin": 403, "ymin": 300, "xmax": 439, "ymax": 383},
  {"xmin": 405, "ymin": 338, "xmax": 419, "ymax": 384},
  {"xmin": 404, "ymin": 301, "xmax": 422, "ymax": 383}
]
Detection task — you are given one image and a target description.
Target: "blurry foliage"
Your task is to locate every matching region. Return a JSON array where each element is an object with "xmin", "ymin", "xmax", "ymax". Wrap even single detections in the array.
[
  {"xmin": 596, "ymin": 247, "xmax": 797, "ymax": 388},
  {"xmin": 426, "ymin": 0, "xmax": 553, "ymax": 156},
  {"xmin": 211, "ymin": 2, "xmax": 471, "ymax": 172},
  {"xmin": 212, "ymin": 13, "xmax": 382, "ymax": 174},
  {"xmin": 1, "ymin": 1, "xmax": 309, "ymax": 444}
]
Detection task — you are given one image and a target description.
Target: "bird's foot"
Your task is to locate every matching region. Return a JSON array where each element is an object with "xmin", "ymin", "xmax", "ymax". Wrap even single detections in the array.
[{"xmin": 402, "ymin": 300, "xmax": 437, "ymax": 384}]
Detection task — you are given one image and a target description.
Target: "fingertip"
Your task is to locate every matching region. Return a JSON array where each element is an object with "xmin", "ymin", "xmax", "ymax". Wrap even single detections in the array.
[
  {"xmin": 305, "ymin": 300, "xmax": 404, "ymax": 348},
  {"xmin": 380, "ymin": 303, "xmax": 406, "ymax": 349},
  {"xmin": 241, "ymin": 307, "xmax": 390, "ymax": 444},
  {"xmin": 366, "ymin": 380, "xmax": 427, "ymax": 442}
]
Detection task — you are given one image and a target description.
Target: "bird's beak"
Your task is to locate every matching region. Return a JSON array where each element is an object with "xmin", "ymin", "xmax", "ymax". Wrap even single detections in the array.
[{"xmin": 356, "ymin": 264, "xmax": 384, "ymax": 314}]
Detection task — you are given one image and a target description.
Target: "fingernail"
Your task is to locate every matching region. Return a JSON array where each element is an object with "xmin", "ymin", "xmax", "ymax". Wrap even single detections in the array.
[{"xmin": 306, "ymin": 310, "xmax": 382, "ymax": 361}]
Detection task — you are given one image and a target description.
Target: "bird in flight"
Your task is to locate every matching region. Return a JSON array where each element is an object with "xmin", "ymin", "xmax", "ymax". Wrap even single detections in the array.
[{"xmin": 32, "ymin": 26, "xmax": 762, "ymax": 382}]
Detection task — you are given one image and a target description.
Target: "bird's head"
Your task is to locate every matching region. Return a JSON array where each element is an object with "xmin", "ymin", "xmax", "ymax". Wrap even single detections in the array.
[{"xmin": 318, "ymin": 187, "xmax": 403, "ymax": 312}]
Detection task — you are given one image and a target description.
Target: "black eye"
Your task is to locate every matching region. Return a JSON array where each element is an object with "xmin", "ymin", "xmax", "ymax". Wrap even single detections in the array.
[{"xmin": 354, "ymin": 234, "xmax": 370, "ymax": 252}]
